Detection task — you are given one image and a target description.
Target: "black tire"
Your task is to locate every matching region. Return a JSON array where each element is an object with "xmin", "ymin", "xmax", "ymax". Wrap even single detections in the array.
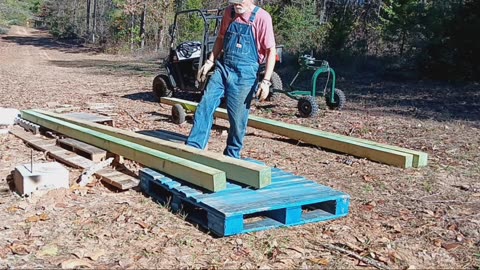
[
  {"xmin": 297, "ymin": 96, "xmax": 319, "ymax": 117},
  {"xmin": 267, "ymin": 71, "xmax": 283, "ymax": 102},
  {"xmin": 153, "ymin": 75, "xmax": 173, "ymax": 98},
  {"xmin": 325, "ymin": 88, "xmax": 346, "ymax": 110},
  {"xmin": 171, "ymin": 104, "xmax": 186, "ymax": 124}
]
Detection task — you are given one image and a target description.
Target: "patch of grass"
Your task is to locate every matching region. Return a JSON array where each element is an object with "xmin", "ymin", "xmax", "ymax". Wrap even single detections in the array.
[
  {"xmin": 423, "ymin": 179, "xmax": 433, "ymax": 193},
  {"xmin": 0, "ymin": 26, "xmax": 8, "ymax": 35},
  {"xmin": 363, "ymin": 184, "xmax": 374, "ymax": 194}
]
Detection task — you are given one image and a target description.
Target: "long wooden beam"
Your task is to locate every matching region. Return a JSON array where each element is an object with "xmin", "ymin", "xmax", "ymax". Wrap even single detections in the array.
[
  {"xmin": 31, "ymin": 109, "xmax": 271, "ymax": 189},
  {"xmin": 21, "ymin": 110, "xmax": 227, "ymax": 192},
  {"xmin": 161, "ymin": 97, "xmax": 426, "ymax": 168}
]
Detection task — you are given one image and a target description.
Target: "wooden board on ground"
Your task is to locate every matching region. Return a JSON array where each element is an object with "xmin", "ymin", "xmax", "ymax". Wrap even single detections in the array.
[
  {"xmin": 31, "ymin": 109, "xmax": 272, "ymax": 189},
  {"xmin": 9, "ymin": 126, "xmax": 138, "ymax": 190},
  {"xmin": 64, "ymin": 112, "xmax": 114, "ymax": 126},
  {"xmin": 160, "ymin": 97, "xmax": 428, "ymax": 168},
  {"xmin": 21, "ymin": 110, "xmax": 227, "ymax": 192},
  {"xmin": 58, "ymin": 137, "xmax": 107, "ymax": 162}
]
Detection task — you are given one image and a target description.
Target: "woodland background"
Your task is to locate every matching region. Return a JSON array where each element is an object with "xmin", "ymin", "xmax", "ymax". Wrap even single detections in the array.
[{"xmin": 1, "ymin": 0, "xmax": 479, "ymax": 81}]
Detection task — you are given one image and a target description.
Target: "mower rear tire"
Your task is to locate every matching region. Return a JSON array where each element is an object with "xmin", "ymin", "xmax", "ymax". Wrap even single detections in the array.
[
  {"xmin": 297, "ymin": 96, "xmax": 319, "ymax": 118},
  {"xmin": 172, "ymin": 104, "xmax": 186, "ymax": 124},
  {"xmin": 325, "ymin": 88, "xmax": 346, "ymax": 110},
  {"xmin": 153, "ymin": 75, "xmax": 173, "ymax": 98},
  {"xmin": 267, "ymin": 71, "xmax": 283, "ymax": 102}
]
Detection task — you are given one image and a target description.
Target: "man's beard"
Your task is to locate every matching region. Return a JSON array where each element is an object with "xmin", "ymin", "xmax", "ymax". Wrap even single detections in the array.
[{"xmin": 234, "ymin": 6, "xmax": 247, "ymax": 14}]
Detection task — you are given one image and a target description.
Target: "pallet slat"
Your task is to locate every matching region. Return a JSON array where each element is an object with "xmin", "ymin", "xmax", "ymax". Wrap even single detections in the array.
[{"xmin": 57, "ymin": 138, "xmax": 107, "ymax": 162}]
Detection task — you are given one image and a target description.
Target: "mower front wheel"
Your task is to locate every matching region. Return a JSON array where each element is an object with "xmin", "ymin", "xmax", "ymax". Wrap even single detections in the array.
[
  {"xmin": 172, "ymin": 104, "xmax": 186, "ymax": 124},
  {"xmin": 325, "ymin": 88, "xmax": 346, "ymax": 110},
  {"xmin": 297, "ymin": 96, "xmax": 319, "ymax": 118}
]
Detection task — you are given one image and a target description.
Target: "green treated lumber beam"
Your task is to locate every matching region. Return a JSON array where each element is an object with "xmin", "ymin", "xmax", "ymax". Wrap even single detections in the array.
[
  {"xmin": 161, "ymin": 97, "xmax": 418, "ymax": 168},
  {"xmin": 33, "ymin": 109, "xmax": 271, "ymax": 188},
  {"xmin": 21, "ymin": 110, "xmax": 226, "ymax": 192}
]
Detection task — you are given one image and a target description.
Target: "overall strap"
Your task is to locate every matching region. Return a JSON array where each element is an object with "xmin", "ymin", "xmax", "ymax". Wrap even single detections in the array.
[{"xmin": 248, "ymin": 6, "xmax": 260, "ymax": 24}]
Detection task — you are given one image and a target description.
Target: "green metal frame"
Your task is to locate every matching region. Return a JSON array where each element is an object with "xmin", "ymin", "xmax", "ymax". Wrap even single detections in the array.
[{"xmin": 278, "ymin": 55, "xmax": 337, "ymax": 104}]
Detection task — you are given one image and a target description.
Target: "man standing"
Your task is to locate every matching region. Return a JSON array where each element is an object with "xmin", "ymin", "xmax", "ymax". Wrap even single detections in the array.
[{"xmin": 186, "ymin": 0, "xmax": 276, "ymax": 159}]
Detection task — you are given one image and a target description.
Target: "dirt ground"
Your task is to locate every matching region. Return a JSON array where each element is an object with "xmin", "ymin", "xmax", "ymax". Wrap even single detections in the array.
[{"xmin": 0, "ymin": 26, "xmax": 479, "ymax": 269}]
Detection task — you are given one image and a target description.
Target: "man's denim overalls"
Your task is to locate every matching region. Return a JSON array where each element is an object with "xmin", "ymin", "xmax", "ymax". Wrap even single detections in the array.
[{"xmin": 186, "ymin": 7, "xmax": 261, "ymax": 158}]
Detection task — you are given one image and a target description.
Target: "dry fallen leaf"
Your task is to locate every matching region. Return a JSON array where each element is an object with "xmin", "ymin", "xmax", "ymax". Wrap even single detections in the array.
[
  {"xmin": 25, "ymin": 213, "xmax": 49, "ymax": 223},
  {"xmin": 25, "ymin": 216, "xmax": 40, "ymax": 223},
  {"xmin": 39, "ymin": 213, "xmax": 50, "ymax": 221},
  {"xmin": 135, "ymin": 220, "xmax": 149, "ymax": 229},
  {"xmin": 10, "ymin": 243, "xmax": 30, "ymax": 255},
  {"xmin": 309, "ymin": 258, "xmax": 329, "ymax": 266},
  {"xmin": 6, "ymin": 206, "xmax": 21, "ymax": 213},
  {"xmin": 362, "ymin": 175, "xmax": 374, "ymax": 182},
  {"xmin": 441, "ymin": 242, "xmax": 461, "ymax": 251},
  {"xmin": 36, "ymin": 245, "xmax": 59, "ymax": 257},
  {"xmin": 85, "ymin": 249, "xmax": 106, "ymax": 261},
  {"xmin": 433, "ymin": 239, "xmax": 442, "ymax": 247},
  {"xmin": 0, "ymin": 246, "xmax": 11, "ymax": 259},
  {"xmin": 61, "ymin": 259, "xmax": 93, "ymax": 269}
]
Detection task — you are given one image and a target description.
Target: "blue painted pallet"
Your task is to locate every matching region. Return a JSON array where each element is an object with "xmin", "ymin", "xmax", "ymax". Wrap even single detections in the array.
[{"xmin": 140, "ymin": 165, "xmax": 350, "ymax": 237}]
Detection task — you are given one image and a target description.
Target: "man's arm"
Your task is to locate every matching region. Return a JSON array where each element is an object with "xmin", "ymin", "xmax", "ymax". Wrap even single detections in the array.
[
  {"xmin": 208, "ymin": 35, "xmax": 224, "ymax": 63},
  {"xmin": 262, "ymin": 46, "xmax": 276, "ymax": 82}
]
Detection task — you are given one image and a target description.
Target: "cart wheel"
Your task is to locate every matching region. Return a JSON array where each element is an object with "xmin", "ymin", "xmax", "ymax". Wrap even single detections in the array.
[
  {"xmin": 325, "ymin": 88, "xmax": 346, "ymax": 110},
  {"xmin": 267, "ymin": 71, "xmax": 283, "ymax": 102},
  {"xmin": 153, "ymin": 75, "xmax": 173, "ymax": 98},
  {"xmin": 297, "ymin": 96, "xmax": 319, "ymax": 117},
  {"xmin": 172, "ymin": 104, "xmax": 186, "ymax": 124}
]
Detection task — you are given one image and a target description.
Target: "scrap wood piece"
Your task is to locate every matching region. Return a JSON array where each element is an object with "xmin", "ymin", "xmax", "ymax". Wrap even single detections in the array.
[
  {"xmin": 79, "ymin": 157, "xmax": 114, "ymax": 186},
  {"xmin": 32, "ymin": 109, "xmax": 272, "ymax": 189},
  {"xmin": 9, "ymin": 127, "xmax": 138, "ymax": 190},
  {"xmin": 21, "ymin": 110, "xmax": 226, "ymax": 192},
  {"xmin": 63, "ymin": 112, "xmax": 114, "ymax": 126},
  {"xmin": 160, "ymin": 97, "xmax": 418, "ymax": 168},
  {"xmin": 313, "ymin": 242, "xmax": 391, "ymax": 270}
]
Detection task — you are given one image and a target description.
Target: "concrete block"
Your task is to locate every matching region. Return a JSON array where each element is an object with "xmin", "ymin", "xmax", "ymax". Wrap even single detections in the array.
[
  {"xmin": 14, "ymin": 162, "xmax": 69, "ymax": 196},
  {"xmin": 0, "ymin": 108, "xmax": 20, "ymax": 126}
]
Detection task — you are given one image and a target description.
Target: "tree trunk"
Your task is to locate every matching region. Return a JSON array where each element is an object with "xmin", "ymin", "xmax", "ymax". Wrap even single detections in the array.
[
  {"xmin": 140, "ymin": 0, "xmax": 147, "ymax": 49},
  {"xmin": 92, "ymin": 0, "xmax": 97, "ymax": 43},
  {"xmin": 130, "ymin": 14, "xmax": 135, "ymax": 51},
  {"xmin": 86, "ymin": 0, "xmax": 91, "ymax": 36}
]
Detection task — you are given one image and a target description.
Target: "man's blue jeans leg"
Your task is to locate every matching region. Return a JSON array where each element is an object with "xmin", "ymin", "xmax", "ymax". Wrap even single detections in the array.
[{"xmin": 185, "ymin": 69, "xmax": 224, "ymax": 150}]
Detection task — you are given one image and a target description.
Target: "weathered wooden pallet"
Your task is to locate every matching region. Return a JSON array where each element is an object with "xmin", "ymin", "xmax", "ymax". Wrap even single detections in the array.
[
  {"xmin": 140, "ymin": 164, "xmax": 350, "ymax": 237},
  {"xmin": 9, "ymin": 126, "xmax": 139, "ymax": 190}
]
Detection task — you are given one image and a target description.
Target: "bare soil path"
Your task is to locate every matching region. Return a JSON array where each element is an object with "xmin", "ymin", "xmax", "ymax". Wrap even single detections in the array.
[{"xmin": 1, "ymin": 26, "xmax": 479, "ymax": 269}]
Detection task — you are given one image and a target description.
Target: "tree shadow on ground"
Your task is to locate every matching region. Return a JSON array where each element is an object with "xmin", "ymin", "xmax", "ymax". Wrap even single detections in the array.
[
  {"xmin": 1, "ymin": 30, "xmax": 99, "ymax": 54},
  {"xmin": 122, "ymin": 91, "xmax": 158, "ymax": 102},
  {"xmin": 277, "ymin": 54, "xmax": 480, "ymax": 125},
  {"xmin": 2, "ymin": 30, "xmax": 162, "ymax": 77},
  {"xmin": 341, "ymin": 75, "xmax": 480, "ymax": 124},
  {"xmin": 49, "ymin": 59, "xmax": 160, "ymax": 77}
]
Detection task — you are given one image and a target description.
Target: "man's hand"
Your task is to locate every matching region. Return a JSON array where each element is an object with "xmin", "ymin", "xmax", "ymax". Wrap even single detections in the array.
[
  {"xmin": 197, "ymin": 59, "xmax": 214, "ymax": 82},
  {"xmin": 256, "ymin": 79, "xmax": 271, "ymax": 101}
]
